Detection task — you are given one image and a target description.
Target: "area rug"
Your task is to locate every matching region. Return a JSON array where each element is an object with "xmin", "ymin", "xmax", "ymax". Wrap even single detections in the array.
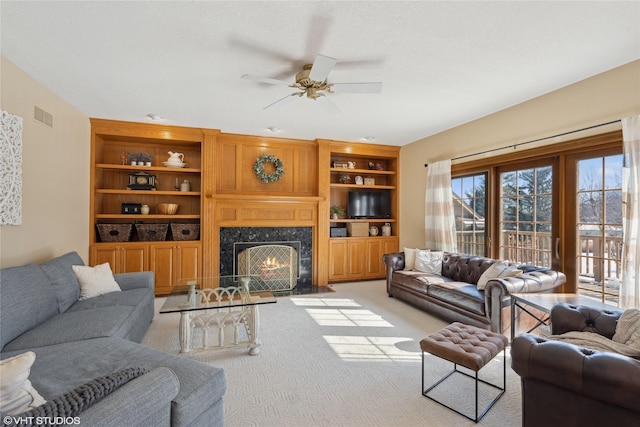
[{"xmin": 141, "ymin": 280, "xmax": 522, "ymax": 427}]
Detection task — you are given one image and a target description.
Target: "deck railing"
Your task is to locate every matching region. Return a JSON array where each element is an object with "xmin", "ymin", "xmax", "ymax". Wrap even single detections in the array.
[{"xmin": 455, "ymin": 230, "xmax": 622, "ymax": 301}]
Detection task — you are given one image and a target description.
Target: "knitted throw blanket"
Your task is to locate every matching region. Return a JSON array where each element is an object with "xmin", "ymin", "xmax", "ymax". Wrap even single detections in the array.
[
  {"xmin": 11, "ymin": 367, "xmax": 149, "ymax": 425},
  {"xmin": 548, "ymin": 309, "xmax": 640, "ymax": 358}
]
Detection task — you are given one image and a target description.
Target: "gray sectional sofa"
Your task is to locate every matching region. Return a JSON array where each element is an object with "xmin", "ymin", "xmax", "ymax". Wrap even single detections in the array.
[{"xmin": 0, "ymin": 252, "xmax": 226, "ymax": 427}]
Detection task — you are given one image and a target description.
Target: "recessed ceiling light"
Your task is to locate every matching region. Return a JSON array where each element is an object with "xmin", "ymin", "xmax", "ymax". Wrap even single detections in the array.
[{"xmin": 146, "ymin": 114, "xmax": 163, "ymax": 121}]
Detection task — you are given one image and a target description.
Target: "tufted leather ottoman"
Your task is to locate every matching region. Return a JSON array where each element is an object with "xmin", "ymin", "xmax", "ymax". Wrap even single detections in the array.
[{"xmin": 420, "ymin": 322, "xmax": 508, "ymax": 422}]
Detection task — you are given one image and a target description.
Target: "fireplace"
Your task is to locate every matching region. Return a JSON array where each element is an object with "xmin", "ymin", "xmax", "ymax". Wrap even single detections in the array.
[
  {"xmin": 219, "ymin": 227, "xmax": 312, "ymax": 289},
  {"xmin": 237, "ymin": 244, "xmax": 298, "ymax": 290}
]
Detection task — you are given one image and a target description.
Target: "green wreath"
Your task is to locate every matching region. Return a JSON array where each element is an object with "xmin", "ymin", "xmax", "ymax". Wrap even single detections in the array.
[{"xmin": 253, "ymin": 153, "xmax": 285, "ymax": 183}]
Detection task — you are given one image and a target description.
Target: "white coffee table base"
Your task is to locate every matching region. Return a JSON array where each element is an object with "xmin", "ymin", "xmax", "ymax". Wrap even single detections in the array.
[{"xmin": 179, "ymin": 305, "xmax": 262, "ymax": 356}]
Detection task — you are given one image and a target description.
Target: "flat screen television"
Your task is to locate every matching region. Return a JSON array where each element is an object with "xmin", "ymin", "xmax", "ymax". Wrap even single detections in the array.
[{"xmin": 348, "ymin": 190, "xmax": 391, "ymax": 219}]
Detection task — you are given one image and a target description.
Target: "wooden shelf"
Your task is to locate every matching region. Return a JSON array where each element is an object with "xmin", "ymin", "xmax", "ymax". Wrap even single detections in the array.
[
  {"xmin": 330, "ymin": 167, "xmax": 395, "ymax": 175},
  {"xmin": 95, "ymin": 214, "xmax": 200, "ymax": 220},
  {"xmin": 329, "ymin": 184, "xmax": 395, "ymax": 190},
  {"xmin": 329, "ymin": 218, "xmax": 396, "ymax": 223},
  {"xmin": 96, "ymin": 189, "xmax": 200, "ymax": 196},
  {"xmin": 96, "ymin": 163, "xmax": 201, "ymax": 173}
]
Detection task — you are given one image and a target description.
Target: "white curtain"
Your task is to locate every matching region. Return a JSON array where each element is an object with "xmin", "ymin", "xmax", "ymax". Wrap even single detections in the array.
[
  {"xmin": 621, "ymin": 114, "xmax": 640, "ymax": 309},
  {"xmin": 424, "ymin": 160, "xmax": 457, "ymax": 252}
]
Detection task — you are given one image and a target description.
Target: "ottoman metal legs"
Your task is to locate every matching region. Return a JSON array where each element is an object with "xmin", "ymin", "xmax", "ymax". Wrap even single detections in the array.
[{"xmin": 420, "ymin": 322, "xmax": 508, "ymax": 423}]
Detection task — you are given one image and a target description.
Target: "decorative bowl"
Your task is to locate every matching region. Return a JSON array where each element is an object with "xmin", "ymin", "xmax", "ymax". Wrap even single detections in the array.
[{"xmin": 157, "ymin": 203, "xmax": 179, "ymax": 215}]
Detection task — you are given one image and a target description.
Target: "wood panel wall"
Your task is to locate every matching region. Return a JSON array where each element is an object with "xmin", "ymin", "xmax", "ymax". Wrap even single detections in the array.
[{"xmin": 201, "ymin": 131, "xmax": 322, "ymax": 281}]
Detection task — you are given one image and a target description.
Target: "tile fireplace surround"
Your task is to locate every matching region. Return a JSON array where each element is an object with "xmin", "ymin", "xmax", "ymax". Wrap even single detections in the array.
[{"xmin": 219, "ymin": 227, "xmax": 313, "ymax": 291}]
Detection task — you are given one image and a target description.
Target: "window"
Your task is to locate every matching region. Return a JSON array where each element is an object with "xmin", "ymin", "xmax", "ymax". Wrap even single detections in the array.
[
  {"xmin": 451, "ymin": 173, "xmax": 487, "ymax": 256},
  {"xmin": 499, "ymin": 165, "xmax": 553, "ymax": 267},
  {"xmin": 576, "ymin": 154, "xmax": 623, "ymax": 304},
  {"xmin": 451, "ymin": 131, "xmax": 622, "ymax": 296}
]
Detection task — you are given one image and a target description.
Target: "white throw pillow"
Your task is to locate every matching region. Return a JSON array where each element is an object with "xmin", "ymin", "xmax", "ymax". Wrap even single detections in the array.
[
  {"xmin": 403, "ymin": 248, "xmax": 417, "ymax": 270},
  {"xmin": 476, "ymin": 261, "xmax": 523, "ymax": 290},
  {"xmin": 0, "ymin": 352, "xmax": 46, "ymax": 415},
  {"xmin": 72, "ymin": 262, "xmax": 121, "ymax": 300},
  {"xmin": 414, "ymin": 250, "xmax": 443, "ymax": 274}
]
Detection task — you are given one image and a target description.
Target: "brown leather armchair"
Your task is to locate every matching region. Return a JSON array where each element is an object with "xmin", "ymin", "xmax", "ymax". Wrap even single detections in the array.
[{"xmin": 511, "ymin": 303, "xmax": 640, "ymax": 426}]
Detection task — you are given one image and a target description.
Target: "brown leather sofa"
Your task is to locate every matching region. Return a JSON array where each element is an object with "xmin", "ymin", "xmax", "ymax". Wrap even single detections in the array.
[
  {"xmin": 511, "ymin": 304, "xmax": 640, "ymax": 427},
  {"xmin": 382, "ymin": 252, "xmax": 565, "ymax": 333}
]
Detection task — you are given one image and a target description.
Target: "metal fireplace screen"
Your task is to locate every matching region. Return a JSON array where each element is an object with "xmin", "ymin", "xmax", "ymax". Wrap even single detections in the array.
[{"xmin": 237, "ymin": 244, "xmax": 297, "ymax": 291}]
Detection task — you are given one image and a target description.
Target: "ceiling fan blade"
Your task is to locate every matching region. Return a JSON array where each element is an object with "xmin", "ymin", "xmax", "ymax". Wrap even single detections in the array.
[
  {"xmin": 330, "ymin": 82, "xmax": 383, "ymax": 94},
  {"xmin": 309, "ymin": 54, "xmax": 337, "ymax": 82},
  {"xmin": 263, "ymin": 92, "xmax": 301, "ymax": 111},
  {"xmin": 316, "ymin": 96, "xmax": 340, "ymax": 114},
  {"xmin": 242, "ymin": 74, "xmax": 291, "ymax": 86}
]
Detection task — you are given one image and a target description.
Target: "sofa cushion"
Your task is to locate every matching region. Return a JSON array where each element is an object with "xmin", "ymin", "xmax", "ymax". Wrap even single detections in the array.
[
  {"xmin": 0, "ymin": 264, "xmax": 59, "ymax": 350},
  {"xmin": 39, "ymin": 251, "xmax": 84, "ymax": 313},
  {"xmin": 0, "ymin": 351, "xmax": 46, "ymax": 415},
  {"xmin": 67, "ymin": 288, "xmax": 154, "ymax": 343},
  {"xmin": 415, "ymin": 250, "xmax": 444, "ymax": 274},
  {"xmin": 403, "ymin": 248, "xmax": 418, "ymax": 270},
  {"xmin": 476, "ymin": 260, "xmax": 523, "ymax": 290},
  {"xmin": 427, "ymin": 282, "xmax": 486, "ymax": 316},
  {"xmin": 4, "ymin": 337, "xmax": 227, "ymax": 427},
  {"xmin": 15, "ymin": 366, "xmax": 148, "ymax": 419},
  {"xmin": 2, "ymin": 306, "xmax": 136, "ymax": 352},
  {"xmin": 68, "ymin": 288, "xmax": 151, "ymax": 312},
  {"xmin": 72, "ymin": 263, "xmax": 121, "ymax": 300}
]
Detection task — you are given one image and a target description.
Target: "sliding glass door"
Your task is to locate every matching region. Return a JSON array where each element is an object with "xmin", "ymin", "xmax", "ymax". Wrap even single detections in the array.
[
  {"xmin": 572, "ymin": 153, "xmax": 623, "ymax": 304},
  {"xmin": 497, "ymin": 159, "xmax": 559, "ymax": 269}
]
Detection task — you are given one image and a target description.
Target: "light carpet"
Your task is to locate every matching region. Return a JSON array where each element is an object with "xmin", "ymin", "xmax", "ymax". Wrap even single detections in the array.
[{"xmin": 141, "ymin": 280, "xmax": 522, "ymax": 427}]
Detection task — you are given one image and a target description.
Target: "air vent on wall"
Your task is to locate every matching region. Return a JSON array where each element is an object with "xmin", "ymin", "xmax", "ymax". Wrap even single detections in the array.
[{"xmin": 34, "ymin": 106, "xmax": 53, "ymax": 127}]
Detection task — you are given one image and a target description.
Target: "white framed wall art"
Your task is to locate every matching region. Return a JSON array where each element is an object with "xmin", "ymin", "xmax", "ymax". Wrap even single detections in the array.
[{"xmin": 1, "ymin": 110, "xmax": 23, "ymax": 225}]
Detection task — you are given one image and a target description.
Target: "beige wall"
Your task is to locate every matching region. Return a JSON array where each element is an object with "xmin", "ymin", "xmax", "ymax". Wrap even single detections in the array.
[
  {"xmin": 1, "ymin": 56, "xmax": 90, "ymax": 267},
  {"xmin": 400, "ymin": 60, "xmax": 640, "ymax": 249}
]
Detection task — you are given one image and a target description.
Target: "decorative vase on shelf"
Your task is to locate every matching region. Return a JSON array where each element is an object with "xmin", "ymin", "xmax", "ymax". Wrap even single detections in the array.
[
  {"xmin": 141, "ymin": 204, "xmax": 150, "ymax": 215},
  {"xmin": 332, "ymin": 213, "xmax": 339, "ymax": 219},
  {"xmin": 382, "ymin": 223, "xmax": 391, "ymax": 236},
  {"xmin": 369, "ymin": 226, "xmax": 379, "ymax": 236}
]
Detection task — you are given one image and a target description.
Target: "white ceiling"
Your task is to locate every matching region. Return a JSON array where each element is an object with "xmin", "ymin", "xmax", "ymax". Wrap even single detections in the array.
[{"xmin": 2, "ymin": 1, "xmax": 639, "ymax": 146}]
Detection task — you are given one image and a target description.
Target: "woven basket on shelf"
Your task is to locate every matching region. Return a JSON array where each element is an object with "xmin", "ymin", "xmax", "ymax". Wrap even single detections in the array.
[
  {"xmin": 135, "ymin": 223, "xmax": 169, "ymax": 241},
  {"xmin": 96, "ymin": 224, "xmax": 133, "ymax": 242},
  {"xmin": 170, "ymin": 223, "xmax": 200, "ymax": 241}
]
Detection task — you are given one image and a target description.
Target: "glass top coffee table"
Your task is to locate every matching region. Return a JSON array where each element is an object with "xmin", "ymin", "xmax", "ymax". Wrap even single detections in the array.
[
  {"xmin": 510, "ymin": 292, "xmax": 620, "ymax": 342},
  {"xmin": 161, "ymin": 275, "xmax": 277, "ymax": 355}
]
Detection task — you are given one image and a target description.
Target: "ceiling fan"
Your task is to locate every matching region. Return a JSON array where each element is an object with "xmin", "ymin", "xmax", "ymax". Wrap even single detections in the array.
[{"xmin": 241, "ymin": 54, "xmax": 382, "ymax": 112}]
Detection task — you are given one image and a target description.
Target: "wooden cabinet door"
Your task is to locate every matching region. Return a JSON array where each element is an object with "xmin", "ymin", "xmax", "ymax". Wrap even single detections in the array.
[
  {"xmin": 120, "ymin": 245, "xmax": 149, "ymax": 273},
  {"xmin": 328, "ymin": 240, "xmax": 349, "ymax": 281},
  {"xmin": 90, "ymin": 244, "xmax": 147, "ymax": 273},
  {"xmin": 91, "ymin": 245, "xmax": 120, "ymax": 271},
  {"xmin": 150, "ymin": 243, "xmax": 201, "ymax": 295},
  {"xmin": 383, "ymin": 237, "xmax": 398, "ymax": 255},
  {"xmin": 150, "ymin": 244, "xmax": 176, "ymax": 295},
  {"xmin": 348, "ymin": 239, "xmax": 366, "ymax": 278},
  {"xmin": 176, "ymin": 243, "xmax": 201, "ymax": 283},
  {"xmin": 365, "ymin": 239, "xmax": 385, "ymax": 278}
]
